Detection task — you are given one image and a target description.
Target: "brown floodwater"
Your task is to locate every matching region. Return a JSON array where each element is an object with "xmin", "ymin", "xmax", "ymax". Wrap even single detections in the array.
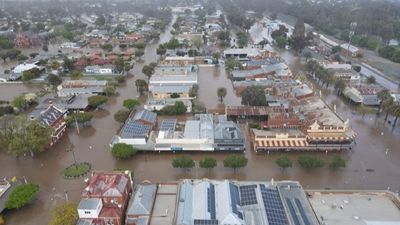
[
  {"xmin": 0, "ymin": 83, "xmax": 43, "ymax": 102},
  {"xmin": 1, "ymin": 17, "xmax": 400, "ymax": 225}
]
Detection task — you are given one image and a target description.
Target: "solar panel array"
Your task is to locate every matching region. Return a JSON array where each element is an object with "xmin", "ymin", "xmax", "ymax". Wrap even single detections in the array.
[
  {"xmin": 229, "ymin": 183, "xmax": 243, "ymax": 219},
  {"xmin": 295, "ymin": 198, "xmax": 311, "ymax": 225},
  {"xmin": 239, "ymin": 185, "xmax": 258, "ymax": 206},
  {"xmin": 120, "ymin": 121, "xmax": 150, "ymax": 138},
  {"xmin": 285, "ymin": 198, "xmax": 301, "ymax": 225},
  {"xmin": 160, "ymin": 119, "xmax": 177, "ymax": 131},
  {"xmin": 207, "ymin": 184, "xmax": 216, "ymax": 220},
  {"xmin": 193, "ymin": 219, "xmax": 219, "ymax": 225},
  {"xmin": 260, "ymin": 184, "xmax": 289, "ymax": 225}
]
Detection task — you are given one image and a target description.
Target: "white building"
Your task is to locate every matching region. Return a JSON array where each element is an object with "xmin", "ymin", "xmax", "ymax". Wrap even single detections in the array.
[
  {"xmin": 77, "ymin": 198, "xmax": 103, "ymax": 219},
  {"xmin": 12, "ymin": 63, "xmax": 41, "ymax": 74},
  {"xmin": 60, "ymin": 42, "xmax": 80, "ymax": 49},
  {"xmin": 84, "ymin": 65, "xmax": 116, "ymax": 75},
  {"xmin": 340, "ymin": 43, "xmax": 361, "ymax": 57}
]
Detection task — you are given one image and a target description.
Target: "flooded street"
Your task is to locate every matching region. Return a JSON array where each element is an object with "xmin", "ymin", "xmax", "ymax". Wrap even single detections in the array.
[
  {"xmin": 1, "ymin": 18, "xmax": 400, "ymax": 225},
  {"xmin": 197, "ymin": 66, "xmax": 241, "ymax": 109},
  {"xmin": 0, "ymin": 83, "xmax": 43, "ymax": 102}
]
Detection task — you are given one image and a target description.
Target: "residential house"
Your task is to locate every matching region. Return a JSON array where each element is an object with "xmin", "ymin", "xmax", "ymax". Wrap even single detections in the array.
[
  {"xmin": 29, "ymin": 104, "xmax": 67, "ymax": 147},
  {"xmin": 77, "ymin": 172, "xmax": 133, "ymax": 225}
]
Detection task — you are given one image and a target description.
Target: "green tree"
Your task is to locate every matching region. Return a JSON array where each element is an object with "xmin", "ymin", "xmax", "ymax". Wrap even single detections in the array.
[
  {"xmin": 0, "ymin": 37, "xmax": 14, "ymax": 49},
  {"xmin": 95, "ymin": 15, "xmax": 106, "ymax": 27},
  {"xmin": 17, "ymin": 54, "xmax": 28, "ymax": 61},
  {"xmin": 223, "ymin": 154, "xmax": 248, "ymax": 173},
  {"xmin": 135, "ymin": 79, "xmax": 148, "ymax": 95},
  {"xmin": 123, "ymin": 99, "xmax": 140, "ymax": 110},
  {"xmin": 236, "ymin": 32, "xmax": 249, "ymax": 48},
  {"xmin": 298, "ymin": 155, "xmax": 325, "ymax": 170},
  {"xmin": 156, "ymin": 45, "xmax": 167, "ymax": 56},
  {"xmin": 367, "ymin": 75, "xmax": 376, "ymax": 84},
  {"xmin": 114, "ymin": 57, "xmax": 125, "ymax": 73},
  {"xmin": 334, "ymin": 79, "xmax": 346, "ymax": 95},
  {"xmin": 275, "ymin": 156, "xmax": 293, "ymax": 171},
  {"xmin": 163, "ymin": 38, "xmax": 181, "ymax": 49},
  {"xmin": 142, "ymin": 64, "xmax": 155, "ymax": 81},
  {"xmin": 289, "ymin": 19, "xmax": 306, "ymax": 53},
  {"xmin": 5, "ymin": 183, "xmax": 39, "ymax": 209},
  {"xmin": 241, "ymin": 86, "xmax": 267, "ymax": 106},
  {"xmin": 71, "ymin": 112, "xmax": 94, "ymax": 125},
  {"xmin": 63, "ymin": 57, "xmax": 74, "ymax": 71},
  {"xmin": 70, "ymin": 71, "xmax": 82, "ymax": 80},
  {"xmin": 135, "ymin": 49, "xmax": 144, "ymax": 60},
  {"xmin": 22, "ymin": 68, "xmax": 41, "ymax": 81},
  {"xmin": 88, "ymin": 96, "xmax": 108, "ymax": 108},
  {"xmin": 160, "ymin": 101, "xmax": 187, "ymax": 115},
  {"xmin": 199, "ymin": 157, "xmax": 217, "ymax": 169},
  {"xmin": 191, "ymin": 37, "xmax": 203, "ymax": 50},
  {"xmin": 172, "ymin": 155, "xmax": 195, "ymax": 171},
  {"xmin": 112, "ymin": 143, "xmax": 137, "ymax": 159},
  {"xmin": 101, "ymin": 44, "xmax": 113, "ymax": 52},
  {"xmin": 114, "ymin": 109, "xmax": 130, "ymax": 123},
  {"xmin": 217, "ymin": 87, "xmax": 227, "ymax": 103},
  {"xmin": 50, "ymin": 203, "xmax": 78, "ymax": 225},
  {"xmin": 48, "ymin": 74, "xmax": 62, "ymax": 87},
  {"xmin": 331, "ymin": 45, "xmax": 341, "ymax": 54},
  {"xmin": 12, "ymin": 95, "xmax": 28, "ymax": 110},
  {"xmin": 329, "ymin": 155, "xmax": 346, "ymax": 170},
  {"xmin": 105, "ymin": 85, "xmax": 116, "ymax": 96},
  {"xmin": 389, "ymin": 102, "xmax": 400, "ymax": 127},
  {"xmin": 275, "ymin": 36, "xmax": 287, "ymax": 49},
  {"xmin": 0, "ymin": 115, "xmax": 52, "ymax": 157}
]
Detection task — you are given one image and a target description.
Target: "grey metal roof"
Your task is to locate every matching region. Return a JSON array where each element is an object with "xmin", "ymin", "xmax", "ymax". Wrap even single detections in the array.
[
  {"xmin": 133, "ymin": 109, "xmax": 157, "ymax": 124},
  {"xmin": 29, "ymin": 105, "xmax": 65, "ymax": 126},
  {"xmin": 127, "ymin": 184, "xmax": 157, "ymax": 216},
  {"xmin": 78, "ymin": 198, "xmax": 101, "ymax": 210},
  {"xmin": 76, "ymin": 219, "xmax": 94, "ymax": 225},
  {"xmin": 184, "ymin": 120, "xmax": 200, "ymax": 139},
  {"xmin": 151, "ymin": 85, "xmax": 191, "ymax": 94}
]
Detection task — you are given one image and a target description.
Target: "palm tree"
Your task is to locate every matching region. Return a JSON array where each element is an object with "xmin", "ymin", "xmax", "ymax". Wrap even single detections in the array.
[
  {"xmin": 390, "ymin": 102, "xmax": 400, "ymax": 127},
  {"xmin": 383, "ymin": 97, "xmax": 395, "ymax": 122},
  {"xmin": 334, "ymin": 79, "xmax": 346, "ymax": 96},
  {"xmin": 377, "ymin": 89, "xmax": 392, "ymax": 114},
  {"xmin": 217, "ymin": 87, "xmax": 227, "ymax": 103}
]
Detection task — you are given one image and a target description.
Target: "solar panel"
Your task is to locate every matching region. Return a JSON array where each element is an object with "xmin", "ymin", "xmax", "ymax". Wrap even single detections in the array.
[
  {"xmin": 160, "ymin": 119, "xmax": 177, "ymax": 131},
  {"xmin": 207, "ymin": 184, "xmax": 216, "ymax": 220},
  {"xmin": 229, "ymin": 183, "xmax": 243, "ymax": 219},
  {"xmin": 285, "ymin": 198, "xmax": 301, "ymax": 225},
  {"xmin": 240, "ymin": 185, "xmax": 258, "ymax": 206},
  {"xmin": 120, "ymin": 121, "xmax": 150, "ymax": 138},
  {"xmin": 193, "ymin": 219, "xmax": 218, "ymax": 225},
  {"xmin": 260, "ymin": 184, "xmax": 289, "ymax": 225},
  {"xmin": 295, "ymin": 198, "xmax": 311, "ymax": 225}
]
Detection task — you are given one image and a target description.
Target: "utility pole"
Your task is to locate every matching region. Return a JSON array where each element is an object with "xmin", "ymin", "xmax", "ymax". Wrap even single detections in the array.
[
  {"xmin": 67, "ymin": 143, "xmax": 78, "ymax": 166},
  {"xmin": 345, "ymin": 22, "xmax": 357, "ymax": 62}
]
